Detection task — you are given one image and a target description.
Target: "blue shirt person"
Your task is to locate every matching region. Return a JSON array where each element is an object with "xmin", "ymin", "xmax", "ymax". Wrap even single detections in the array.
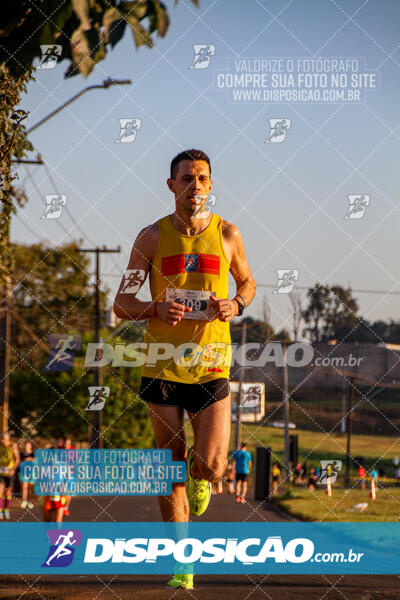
[
  {"xmin": 370, "ymin": 468, "xmax": 378, "ymax": 482},
  {"xmin": 232, "ymin": 446, "xmax": 252, "ymax": 474},
  {"xmin": 232, "ymin": 443, "xmax": 252, "ymax": 504}
]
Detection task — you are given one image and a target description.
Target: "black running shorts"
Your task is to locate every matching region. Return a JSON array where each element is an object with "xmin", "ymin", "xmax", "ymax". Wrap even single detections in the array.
[{"xmin": 139, "ymin": 376, "xmax": 230, "ymax": 414}]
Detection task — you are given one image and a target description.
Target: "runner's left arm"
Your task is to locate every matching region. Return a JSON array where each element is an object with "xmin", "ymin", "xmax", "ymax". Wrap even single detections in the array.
[{"xmin": 211, "ymin": 223, "xmax": 256, "ymax": 321}]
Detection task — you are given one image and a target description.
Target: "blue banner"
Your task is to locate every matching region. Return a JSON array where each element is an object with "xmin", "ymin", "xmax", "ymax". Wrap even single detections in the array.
[
  {"xmin": 0, "ymin": 523, "xmax": 398, "ymax": 574},
  {"xmin": 20, "ymin": 449, "xmax": 186, "ymax": 496}
]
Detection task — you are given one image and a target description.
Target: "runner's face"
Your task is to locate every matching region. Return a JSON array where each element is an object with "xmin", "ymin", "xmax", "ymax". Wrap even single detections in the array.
[{"xmin": 168, "ymin": 160, "xmax": 212, "ymax": 216}]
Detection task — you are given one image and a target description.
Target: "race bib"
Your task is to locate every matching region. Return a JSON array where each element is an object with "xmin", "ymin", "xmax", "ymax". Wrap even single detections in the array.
[
  {"xmin": 0, "ymin": 466, "xmax": 10, "ymax": 476},
  {"xmin": 165, "ymin": 289, "xmax": 216, "ymax": 320}
]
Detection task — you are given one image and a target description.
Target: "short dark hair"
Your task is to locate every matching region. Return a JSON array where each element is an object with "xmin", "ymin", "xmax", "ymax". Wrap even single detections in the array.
[
  {"xmin": 170, "ymin": 149, "xmax": 211, "ymax": 179},
  {"xmin": 240, "ymin": 442, "xmax": 247, "ymax": 448}
]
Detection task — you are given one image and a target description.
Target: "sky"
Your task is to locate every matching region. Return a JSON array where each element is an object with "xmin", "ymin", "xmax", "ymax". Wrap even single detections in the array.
[{"xmin": 13, "ymin": 0, "xmax": 400, "ymax": 336}]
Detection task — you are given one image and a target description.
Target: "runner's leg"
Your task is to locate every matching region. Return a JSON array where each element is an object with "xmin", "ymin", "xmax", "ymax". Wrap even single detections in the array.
[
  {"xmin": 187, "ymin": 393, "xmax": 231, "ymax": 482},
  {"xmin": 55, "ymin": 507, "xmax": 64, "ymax": 523},
  {"xmin": 149, "ymin": 404, "xmax": 189, "ymax": 522},
  {"xmin": 241, "ymin": 480, "xmax": 248, "ymax": 498}
]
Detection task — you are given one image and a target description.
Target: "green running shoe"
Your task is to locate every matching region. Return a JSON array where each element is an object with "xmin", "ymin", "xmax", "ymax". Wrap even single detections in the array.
[
  {"xmin": 167, "ymin": 573, "xmax": 194, "ymax": 589},
  {"xmin": 186, "ymin": 447, "xmax": 211, "ymax": 516}
]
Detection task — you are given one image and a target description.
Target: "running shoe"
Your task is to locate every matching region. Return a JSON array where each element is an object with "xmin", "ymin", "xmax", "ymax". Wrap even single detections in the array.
[
  {"xmin": 20, "ymin": 500, "xmax": 27, "ymax": 509},
  {"xmin": 186, "ymin": 447, "xmax": 211, "ymax": 516},
  {"xmin": 27, "ymin": 502, "xmax": 34, "ymax": 509},
  {"xmin": 235, "ymin": 495, "xmax": 241, "ymax": 503},
  {"xmin": 240, "ymin": 497, "xmax": 246, "ymax": 504},
  {"xmin": 4, "ymin": 509, "xmax": 10, "ymax": 520},
  {"xmin": 167, "ymin": 573, "xmax": 194, "ymax": 589},
  {"xmin": 64, "ymin": 509, "xmax": 70, "ymax": 516}
]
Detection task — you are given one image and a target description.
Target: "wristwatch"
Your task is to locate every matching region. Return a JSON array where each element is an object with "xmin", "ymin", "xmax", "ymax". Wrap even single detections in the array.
[{"xmin": 233, "ymin": 297, "xmax": 245, "ymax": 316}]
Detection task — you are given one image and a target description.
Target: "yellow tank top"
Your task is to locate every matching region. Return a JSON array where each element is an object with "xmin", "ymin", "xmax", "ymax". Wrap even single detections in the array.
[
  {"xmin": 142, "ymin": 213, "xmax": 232, "ymax": 384},
  {"xmin": 0, "ymin": 444, "xmax": 14, "ymax": 470}
]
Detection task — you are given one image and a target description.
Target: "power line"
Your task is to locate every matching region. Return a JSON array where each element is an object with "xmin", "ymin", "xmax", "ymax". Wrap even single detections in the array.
[
  {"xmin": 41, "ymin": 160, "xmax": 97, "ymax": 246},
  {"xmin": 14, "ymin": 213, "xmax": 49, "ymax": 243},
  {"xmin": 103, "ymin": 275, "xmax": 400, "ymax": 296},
  {"xmin": 24, "ymin": 166, "xmax": 72, "ymax": 239},
  {"xmin": 257, "ymin": 283, "xmax": 400, "ymax": 296}
]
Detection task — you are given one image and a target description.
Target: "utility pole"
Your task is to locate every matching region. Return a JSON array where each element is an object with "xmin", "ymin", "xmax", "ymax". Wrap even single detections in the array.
[
  {"xmin": 234, "ymin": 322, "xmax": 247, "ymax": 450},
  {"xmin": 282, "ymin": 342, "xmax": 290, "ymax": 484},
  {"xmin": 78, "ymin": 246, "xmax": 120, "ymax": 448},
  {"xmin": 345, "ymin": 379, "xmax": 354, "ymax": 487}
]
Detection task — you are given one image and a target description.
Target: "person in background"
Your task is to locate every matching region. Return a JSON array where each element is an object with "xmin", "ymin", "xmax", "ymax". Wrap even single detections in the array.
[
  {"xmin": 212, "ymin": 479, "xmax": 223, "ymax": 495},
  {"xmin": 225, "ymin": 461, "xmax": 235, "ymax": 495},
  {"xmin": 308, "ymin": 467, "xmax": 318, "ymax": 491},
  {"xmin": 0, "ymin": 432, "xmax": 20, "ymax": 520},
  {"xmin": 62, "ymin": 436, "xmax": 75, "ymax": 516},
  {"xmin": 293, "ymin": 462, "xmax": 301, "ymax": 484},
  {"xmin": 232, "ymin": 442, "xmax": 252, "ymax": 504},
  {"xmin": 358, "ymin": 464, "xmax": 367, "ymax": 490},
  {"xmin": 20, "ymin": 440, "xmax": 35, "ymax": 509},
  {"xmin": 300, "ymin": 461, "xmax": 308, "ymax": 484},
  {"xmin": 370, "ymin": 467, "xmax": 378, "ymax": 483},
  {"xmin": 42, "ymin": 492, "xmax": 69, "ymax": 523},
  {"xmin": 271, "ymin": 462, "xmax": 281, "ymax": 495},
  {"xmin": 395, "ymin": 465, "xmax": 400, "ymax": 486}
]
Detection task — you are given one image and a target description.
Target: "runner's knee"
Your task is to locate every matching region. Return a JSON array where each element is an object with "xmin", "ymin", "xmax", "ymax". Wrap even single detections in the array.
[
  {"xmin": 196, "ymin": 455, "xmax": 227, "ymax": 481},
  {"xmin": 156, "ymin": 438, "xmax": 186, "ymax": 462}
]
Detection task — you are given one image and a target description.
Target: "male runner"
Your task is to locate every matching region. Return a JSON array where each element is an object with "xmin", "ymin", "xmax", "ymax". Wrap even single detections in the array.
[{"xmin": 113, "ymin": 149, "xmax": 256, "ymax": 588}]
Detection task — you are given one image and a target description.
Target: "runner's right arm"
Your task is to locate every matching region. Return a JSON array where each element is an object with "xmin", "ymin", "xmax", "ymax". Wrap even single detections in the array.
[{"xmin": 113, "ymin": 224, "xmax": 191, "ymax": 324}]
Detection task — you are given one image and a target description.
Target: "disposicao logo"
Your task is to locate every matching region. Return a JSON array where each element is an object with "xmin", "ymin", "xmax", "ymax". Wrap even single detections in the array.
[
  {"xmin": 83, "ymin": 536, "xmax": 315, "ymax": 564},
  {"xmin": 42, "ymin": 529, "xmax": 82, "ymax": 567}
]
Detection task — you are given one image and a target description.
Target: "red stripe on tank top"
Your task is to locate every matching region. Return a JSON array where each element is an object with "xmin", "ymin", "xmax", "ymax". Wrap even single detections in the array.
[{"xmin": 161, "ymin": 253, "xmax": 220, "ymax": 276}]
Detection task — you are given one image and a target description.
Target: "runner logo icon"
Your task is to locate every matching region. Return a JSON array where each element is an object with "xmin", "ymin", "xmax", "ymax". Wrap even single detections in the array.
[
  {"xmin": 344, "ymin": 195, "xmax": 370, "ymax": 219},
  {"xmin": 121, "ymin": 269, "xmax": 146, "ymax": 294},
  {"xmin": 189, "ymin": 45, "xmax": 215, "ymax": 69},
  {"xmin": 85, "ymin": 386, "xmax": 110, "ymax": 411},
  {"xmin": 42, "ymin": 529, "xmax": 82, "ymax": 568},
  {"xmin": 39, "ymin": 45, "xmax": 62, "ymax": 69},
  {"xmin": 116, "ymin": 119, "xmax": 142, "ymax": 143},
  {"xmin": 43, "ymin": 334, "xmax": 82, "ymax": 372},
  {"xmin": 273, "ymin": 270, "xmax": 299, "ymax": 294},
  {"xmin": 42, "ymin": 195, "xmax": 67, "ymax": 219},
  {"xmin": 265, "ymin": 119, "xmax": 291, "ymax": 143}
]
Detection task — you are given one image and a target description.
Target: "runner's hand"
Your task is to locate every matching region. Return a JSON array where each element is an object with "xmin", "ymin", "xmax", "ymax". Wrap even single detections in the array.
[
  {"xmin": 155, "ymin": 301, "xmax": 192, "ymax": 326},
  {"xmin": 210, "ymin": 295, "xmax": 238, "ymax": 321}
]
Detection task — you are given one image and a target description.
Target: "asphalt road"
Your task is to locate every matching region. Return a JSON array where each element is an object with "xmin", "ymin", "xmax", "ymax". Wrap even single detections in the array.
[{"xmin": 0, "ymin": 493, "xmax": 399, "ymax": 599}]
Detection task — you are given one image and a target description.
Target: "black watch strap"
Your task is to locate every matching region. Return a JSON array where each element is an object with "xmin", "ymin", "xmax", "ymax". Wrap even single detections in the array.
[{"xmin": 234, "ymin": 297, "xmax": 245, "ymax": 316}]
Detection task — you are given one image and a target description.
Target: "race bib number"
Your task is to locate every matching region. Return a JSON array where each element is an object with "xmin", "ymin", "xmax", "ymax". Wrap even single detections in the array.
[
  {"xmin": 165, "ymin": 289, "xmax": 216, "ymax": 320},
  {"xmin": 0, "ymin": 466, "xmax": 10, "ymax": 476}
]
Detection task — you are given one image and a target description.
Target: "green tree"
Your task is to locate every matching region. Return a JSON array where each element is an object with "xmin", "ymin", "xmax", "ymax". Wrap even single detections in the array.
[
  {"xmin": 10, "ymin": 240, "xmax": 108, "ymax": 369},
  {"xmin": 1, "ymin": 1, "xmax": 197, "ymax": 79},
  {"xmin": 10, "ymin": 332, "xmax": 154, "ymax": 448},
  {"xmin": 302, "ymin": 283, "xmax": 330, "ymax": 343},
  {"xmin": 302, "ymin": 284, "xmax": 359, "ymax": 343}
]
